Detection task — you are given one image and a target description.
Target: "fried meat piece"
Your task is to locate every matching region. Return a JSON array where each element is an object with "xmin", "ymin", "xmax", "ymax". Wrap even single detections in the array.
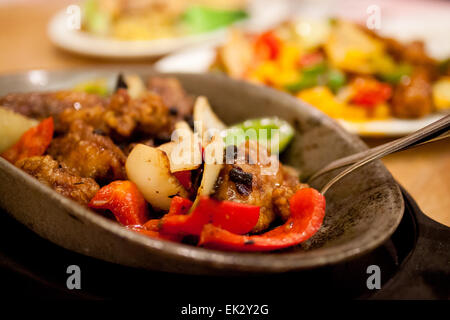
[
  {"xmin": 213, "ymin": 142, "xmax": 307, "ymax": 233},
  {"xmin": 107, "ymin": 89, "xmax": 171, "ymax": 137},
  {"xmin": 48, "ymin": 120, "xmax": 127, "ymax": 183},
  {"xmin": 58, "ymin": 89, "xmax": 171, "ymax": 139},
  {"xmin": 147, "ymin": 77, "xmax": 194, "ymax": 121},
  {"xmin": 0, "ymin": 91, "xmax": 106, "ymax": 126},
  {"xmin": 384, "ymin": 39, "xmax": 436, "ymax": 68},
  {"xmin": 363, "ymin": 27, "xmax": 436, "ymax": 67},
  {"xmin": 16, "ymin": 155, "xmax": 99, "ymax": 205},
  {"xmin": 272, "ymin": 165, "xmax": 308, "ymax": 221},
  {"xmin": 391, "ymin": 68, "xmax": 434, "ymax": 118}
]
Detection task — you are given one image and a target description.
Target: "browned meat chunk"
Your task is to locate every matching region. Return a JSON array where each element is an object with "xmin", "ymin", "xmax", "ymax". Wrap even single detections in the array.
[
  {"xmin": 384, "ymin": 38, "xmax": 436, "ymax": 68},
  {"xmin": 16, "ymin": 155, "xmax": 99, "ymax": 205},
  {"xmin": 0, "ymin": 91, "xmax": 106, "ymax": 127},
  {"xmin": 364, "ymin": 28, "xmax": 438, "ymax": 78},
  {"xmin": 392, "ymin": 68, "xmax": 434, "ymax": 118},
  {"xmin": 107, "ymin": 89, "xmax": 171, "ymax": 137},
  {"xmin": 213, "ymin": 142, "xmax": 307, "ymax": 233},
  {"xmin": 57, "ymin": 104, "xmax": 107, "ymax": 134},
  {"xmin": 364, "ymin": 27, "xmax": 435, "ymax": 66},
  {"xmin": 48, "ymin": 120, "xmax": 127, "ymax": 183},
  {"xmin": 442, "ymin": 61, "xmax": 450, "ymax": 76},
  {"xmin": 272, "ymin": 165, "xmax": 308, "ymax": 221},
  {"xmin": 401, "ymin": 41, "xmax": 436, "ymax": 69},
  {"xmin": 147, "ymin": 77, "xmax": 194, "ymax": 121},
  {"xmin": 58, "ymin": 89, "xmax": 171, "ymax": 139},
  {"xmin": 214, "ymin": 162, "xmax": 278, "ymax": 233}
]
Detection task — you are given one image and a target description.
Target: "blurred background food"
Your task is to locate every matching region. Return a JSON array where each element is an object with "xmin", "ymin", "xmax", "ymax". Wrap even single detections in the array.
[
  {"xmin": 81, "ymin": 0, "xmax": 248, "ymax": 40},
  {"xmin": 0, "ymin": 0, "xmax": 448, "ymax": 226},
  {"xmin": 45, "ymin": 0, "xmax": 250, "ymax": 58},
  {"xmin": 153, "ymin": 0, "xmax": 450, "ymax": 136},
  {"xmin": 210, "ymin": 19, "xmax": 450, "ymax": 122}
]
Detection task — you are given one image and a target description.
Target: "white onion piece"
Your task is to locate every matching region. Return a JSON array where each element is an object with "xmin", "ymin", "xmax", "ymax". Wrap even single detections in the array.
[
  {"xmin": 124, "ymin": 74, "xmax": 146, "ymax": 99},
  {"xmin": 190, "ymin": 134, "xmax": 224, "ymax": 211},
  {"xmin": 0, "ymin": 107, "xmax": 37, "ymax": 153},
  {"xmin": 126, "ymin": 144, "xmax": 188, "ymax": 210},
  {"xmin": 193, "ymin": 96, "xmax": 226, "ymax": 145},
  {"xmin": 174, "ymin": 120, "xmax": 193, "ymax": 132},
  {"xmin": 157, "ymin": 121, "xmax": 202, "ymax": 172},
  {"xmin": 157, "ymin": 142, "xmax": 201, "ymax": 172}
]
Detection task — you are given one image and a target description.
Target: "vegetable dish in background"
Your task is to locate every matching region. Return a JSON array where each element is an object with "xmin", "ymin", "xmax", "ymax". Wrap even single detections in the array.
[
  {"xmin": 82, "ymin": 0, "xmax": 248, "ymax": 40},
  {"xmin": 210, "ymin": 19, "xmax": 450, "ymax": 121}
]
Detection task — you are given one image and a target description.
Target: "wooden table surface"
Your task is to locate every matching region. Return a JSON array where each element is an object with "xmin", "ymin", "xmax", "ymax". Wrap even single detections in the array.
[{"xmin": 0, "ymin": 1, "xmax": 449, "ymax": 226}]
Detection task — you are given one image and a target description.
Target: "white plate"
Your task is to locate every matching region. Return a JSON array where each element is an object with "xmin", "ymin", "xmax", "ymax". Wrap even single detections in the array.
[
  {"xmin": 155, "ymin": 40, "xmax": 449, "ymax": 137},
  {"xmin": 48, "ymin": 9, "xmax": 231, "ymax": 59},
  {"xmin": 336, "ymin": 115, "xmax": 447, "ymax": 137}
]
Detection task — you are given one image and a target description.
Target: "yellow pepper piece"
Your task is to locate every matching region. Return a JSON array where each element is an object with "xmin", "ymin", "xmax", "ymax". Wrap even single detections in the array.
[
  {"xmin": 278, "ymin": 43, "xmax": 302, "ymax": 70},
  {"xmin": 324, "ymin": 20, "xmax": 387, "ymax": 74},
  {"xmin": 432, "ymin": 77, "xmax": 450, "ymax": 111},
  {"xmin": 297, "ymin": 86, "xmax": 390, "ymax": 121}
]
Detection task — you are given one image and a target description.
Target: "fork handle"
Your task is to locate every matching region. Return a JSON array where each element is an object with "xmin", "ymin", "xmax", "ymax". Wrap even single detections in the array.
[{"xmin": 311, "ymin": 115, "xmax": 450, "ymax": 194}]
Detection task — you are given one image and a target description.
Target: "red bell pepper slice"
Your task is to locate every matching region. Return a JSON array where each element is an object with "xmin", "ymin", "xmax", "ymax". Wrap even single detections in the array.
[
  {"xmin": 143, "ymin": 219, "xmax": 161, "ymax": 231},
  {"xmin": 88, "ymin": 180, "xmax": 149, "ymax": 226},
  {"xmin": 1, "ymin": 117, "xmax": 54, "ymax": 164},
  {"xmin": 254, "ymin": 31, "xmax": 281, "ymax": 61},
  {"xmin": 210, "ymin": 200, "xmax": 261, "ymax": 235},
  {"xmin": 160, "ymin": 196, "xmax": 260, "ymax": 236},
  {"xmin": 166, "ymin": 196, "xmax": 193, "ymax": 216},
  {"xmin": 199, "ymin": 188, "xmax": 325, "ymax": 252},
  {"xmin": 125, "ymin": 197, "xmax": 192, "ymax": 241},
  {"xmin": 173, "ymin": 170, "xmax": 192, "ymax": 192},
  {"xmin": 351, "ymin": 78, "xmax": 392, "ymax": 108},
  {"xmin": 160, "ymin": 197, "xmax": 208, "ymax": 236},
  {"xmin": 299, "ymin": 52, "xmax": 324, "ymax": 68}
]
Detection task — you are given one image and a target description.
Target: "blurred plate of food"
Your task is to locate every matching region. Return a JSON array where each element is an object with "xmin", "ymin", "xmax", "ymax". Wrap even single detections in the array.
[
  {"xmin": 48, "ymin": 0, "xmax": 249, "ymax": 58},
  {"xmin": 156, "ymin": 17, "xmax": 450, "ymax": 136}
]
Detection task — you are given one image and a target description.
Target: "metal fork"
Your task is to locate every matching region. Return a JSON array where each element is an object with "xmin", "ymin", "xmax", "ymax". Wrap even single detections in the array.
[{"xmin": 308, "ymin": 115, "xmax": 450, "ymax": 194}]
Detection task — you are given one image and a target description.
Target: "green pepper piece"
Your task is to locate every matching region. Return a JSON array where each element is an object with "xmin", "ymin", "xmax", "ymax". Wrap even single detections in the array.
[
  {"xmin": 182, "ymin": 5, "xmax": 248, "ymax": 34},
  {"xmin": 284, "ymin": 62, "xmax": 328, "ymax": 93},
  {"xmin": 223, "ymin": 117, "xmax": 295, "ymax": 153},
  {"xmin": 82, "ymin": 0, "xmax": 111, "ymax": 36},
  {"xmin": 284, "ymin": 72, "xmax": 318, "ymax": 93},
  {"xmin": 327, "ymin": 69, "xmax": 346, "ymax": 93},
  {"xmin": 302, "ymin": 62, "xmax": 327, "ymax": 76},
  {"xmin": 73, "ymin": 79, "xmax": 109, "ymax": 97},
  {"xmin": 378, "ymin": 63, "xmax": 412, "ymax": 84}
]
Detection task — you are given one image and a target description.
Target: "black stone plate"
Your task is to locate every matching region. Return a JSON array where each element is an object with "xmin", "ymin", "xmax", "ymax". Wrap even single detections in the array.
[
  {"xmin": 0, "ymin": 69, "xmax": 404, "ymax": 274},
  {"xmin": 0, "ymin": 186, "xmax": 448, "ymax": 300}
]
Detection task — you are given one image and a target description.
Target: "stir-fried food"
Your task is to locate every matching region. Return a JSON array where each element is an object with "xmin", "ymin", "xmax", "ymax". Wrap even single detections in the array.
[
  {"xmin": 0, "ymin": 74, "xmax": 325, "ymax": 252},
  {"xmin": 213, "ymin": 141, "xmax": 308, "ymax": 233},
  {"xmin": 0, "ymin": 91, "xmax": 107, "ymax": 131},
  {"xmin": 48, "ymin": 120, "xmax": 127, "ymax": 183},
  {"xmin": 16, "ymin": 155, "xmax": 100, "ymax": 205},
  {"xmin": 210, "ymin": 19, "xmax": 450, "ymax": 121},
  {"xmin": 81, "ymin": 0, "xmax": 248, "ymax": 40}
]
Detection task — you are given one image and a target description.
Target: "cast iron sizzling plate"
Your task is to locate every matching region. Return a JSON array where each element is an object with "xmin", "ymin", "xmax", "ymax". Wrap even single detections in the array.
[
  {"xmin": 0, "ymin": 68, "xmax": 404, "ymax": 274},
  {"xmin": 0, "ymin": 187, "xmax": 447, "ymax": 300}
]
